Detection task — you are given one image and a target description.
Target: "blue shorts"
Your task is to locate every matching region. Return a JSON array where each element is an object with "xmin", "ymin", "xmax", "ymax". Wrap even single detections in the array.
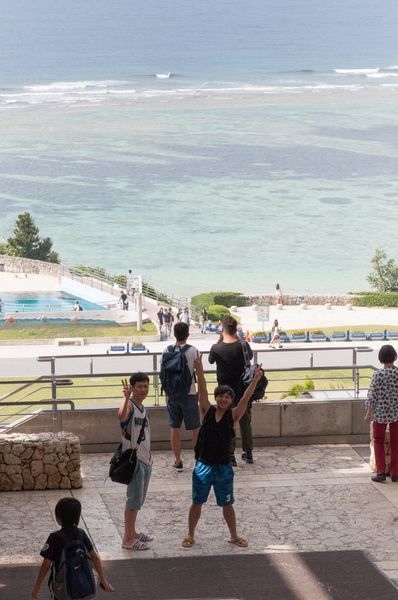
[
  {"xmin": 126, "ymin": 459, "xmax": 152, "ymax": 511},
  {"xmin": 192, "ymin": 461, "xmax": 234, "ymax": 507},
  {"xmin": 167, "ymin": 394, "xmax": 200, "ymax": 430}
]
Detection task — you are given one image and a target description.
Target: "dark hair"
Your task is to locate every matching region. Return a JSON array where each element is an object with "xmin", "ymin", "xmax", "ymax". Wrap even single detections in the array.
[
  {"xmin": 129, "ymin": 372, "xmax": 150, "ymax": 386},
  {"xmin": 214, "ymin": 384, "xmax": 235, "ymax": 402},
  {"xmin": 55, "ymin": 497, "xmax": 81, "ymax": 527},
  {"xmin": 378, "ymin": 344, "xmax": 397, "ymax": 364},
  {"xmin": 222, "ymin": 316, "xmax": 238, "ymax": 335},
  {"xmin": 174, "ymin": 321, "xmax": 189, "ymax": 341}
]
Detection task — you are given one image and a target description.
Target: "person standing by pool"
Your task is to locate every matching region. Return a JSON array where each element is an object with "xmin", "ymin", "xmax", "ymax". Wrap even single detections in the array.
[
  {"xmin": 120, "ymin": 290, "xmax": 129, "ymax": 311},
  {"xmin": 365, "ymin": 344, "xmax": 398, "ymax": 483},
  {"xmin": 73, "ymin": 300, "xmax": 83, "ymax": 311}
]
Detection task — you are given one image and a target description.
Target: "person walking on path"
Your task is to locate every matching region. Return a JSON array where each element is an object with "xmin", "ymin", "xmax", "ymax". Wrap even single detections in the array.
[
  {"xmin": 181, "ymin": 355, "xmax": 263, "ymax": 549},
  {"xmin": 200, "ymin": 308, "xmax": 209, "ymax": 334},
  {"xmin": 32, "ymin": 497, "xmax": 113, "ymax": 599},
  {"xmin": 180, "ymin": 307, "xmax": 190, "ymax": 325},
  {"xmin": 157, "ymin": 307, "xmax": 165, "ymax": 339},
  {"xmin": 208, "ymin": 316, "xmax": 254, "ymax": 465},
  {"xmin": 163, "ymin": 307, "xmax": 173, "ymax": 338},
  {"xmin": 275, "ymin": 283, "xmax": 283, "ymax": 305},
  {"xmin": 120, "ymin": 290, "xmax": 129, "ymax": 310},
  {"xmin": 365, "ymin": 344, "xmax": 398, "ymax": 483},
  {"xmin": 161, "ymin": 322, "xmax": 200, "ymax": 472},
  {"xmin": 118, "ymin": 372, "xmax": 153, "ymax": 550},
  {"xmin": 270, "ymin": 318, "xmax": 283, "ymax": 348}
]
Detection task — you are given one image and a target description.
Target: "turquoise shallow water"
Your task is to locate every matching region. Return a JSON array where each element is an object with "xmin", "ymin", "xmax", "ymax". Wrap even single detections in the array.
[{"xmin": 1, "ymin": 1, "xmax": 398, "ymax": 296}]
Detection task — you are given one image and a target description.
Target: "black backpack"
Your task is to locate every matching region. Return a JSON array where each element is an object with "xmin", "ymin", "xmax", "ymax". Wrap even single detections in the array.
[
  {"xmin": 50, "ymin": 530, "xmax": 95, "ymax": 600},
  {"xmin": 160, "ymin": 344, "xmax": 192, "ymax": 399}
]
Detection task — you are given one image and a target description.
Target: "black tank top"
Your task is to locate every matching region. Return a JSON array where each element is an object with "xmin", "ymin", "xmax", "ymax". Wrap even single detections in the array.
[{"xmin": 195, "ymin": 405, "xmax": 235, "ymax": 465}]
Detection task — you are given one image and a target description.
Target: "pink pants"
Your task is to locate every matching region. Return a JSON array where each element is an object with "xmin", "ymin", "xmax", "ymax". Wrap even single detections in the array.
[{"xmin": 373, "ymin": 421, "xmax": 398, "ymax": 476}]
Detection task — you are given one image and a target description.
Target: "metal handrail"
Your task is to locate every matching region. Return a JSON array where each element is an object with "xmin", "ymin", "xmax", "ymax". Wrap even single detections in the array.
[{"xmin": 0, "ymin": 345, "xmax": 375, "ymax": 433}]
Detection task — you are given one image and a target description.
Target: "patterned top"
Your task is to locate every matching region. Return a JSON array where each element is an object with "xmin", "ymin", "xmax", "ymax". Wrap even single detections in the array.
[{"xmin": 366, "ymin": 367, "xmax": 398, "ymax": 423}]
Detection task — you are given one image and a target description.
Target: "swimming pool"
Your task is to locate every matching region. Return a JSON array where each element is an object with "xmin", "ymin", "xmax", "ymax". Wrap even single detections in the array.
[{"xmin": 0, "ymin": 292, "xmax": 105, "ymax": 314}]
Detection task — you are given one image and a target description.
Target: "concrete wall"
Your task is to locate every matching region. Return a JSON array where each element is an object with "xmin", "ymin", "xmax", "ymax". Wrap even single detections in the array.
[
  {"xmin": 61, "ymin": 276, "xmax": 116, "ymax": 303},
  {"xmin": 8, "ymin": 399, "xmax": 370, "ymax": 453}
]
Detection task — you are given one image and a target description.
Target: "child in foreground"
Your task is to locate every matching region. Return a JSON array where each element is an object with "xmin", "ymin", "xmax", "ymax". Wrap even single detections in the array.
[
  {"xmin": 182, "ymin": 354, "xmax": 263, "ymax": 548},
  {"xmin": 32, "ymin": 497, "xmax": 113, "ymax": 599}
]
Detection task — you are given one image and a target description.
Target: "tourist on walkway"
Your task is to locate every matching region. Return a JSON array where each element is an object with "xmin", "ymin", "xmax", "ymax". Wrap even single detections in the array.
[
  {"xmin": 181, "ymin": 355, "xmax": 263, "ymax": 549},
  {"xmin": 200, "ymin": 308, "xmax": 209, "ymax": 334},
  {"xmin": 118, "ymin": 373, "xmax": 153, "ymax": 550},
  {"xmin": 365, "ymin": 344, "xmax": 398, "ymax": 483},
  {"xmin": 32, "ymin": 497, "xmax": 113, "ymax": 599},
  {"xmin": 157, "ymin": 307, "xmax": 164, "ymax": 339},
  {"xmin": 208, "ymin": 316, "xmax": 254, "ymax": 465},
  {"xmin": 270, "ymin": 319, "xmax": 283, "ymax": 348},
  {"xmin": 161, "ymin": 322, "xmax": 200, "ymax": 472},
  {"xmin": 163, "ymin": 307, "xmax": 173, "ymax": 338},
  {"xmin": 120, "ymin": 290, "xmax": 129, "ymax": 310},
  {"xmin": 180, "ymin": 307, "xmax": 190, "ymax": 325},
  {"xmin": 275, "ymin": 283, "xmax": 283, "ymax": 305}
]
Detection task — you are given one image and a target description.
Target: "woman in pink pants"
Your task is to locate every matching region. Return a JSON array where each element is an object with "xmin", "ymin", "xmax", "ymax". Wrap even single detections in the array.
[{"xmin": 365, "ymin": 344, "xmax": 398, "ymax": 483}]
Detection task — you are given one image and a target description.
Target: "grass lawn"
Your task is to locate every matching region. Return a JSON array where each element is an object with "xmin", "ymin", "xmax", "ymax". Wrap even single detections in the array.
[
  {"xmin": 0, "ymin": 367, "xmax": 373, "ymax": 428},
  {"xmin": 0, "ymin": 321, "xmax": 157, "ymax": 340}
]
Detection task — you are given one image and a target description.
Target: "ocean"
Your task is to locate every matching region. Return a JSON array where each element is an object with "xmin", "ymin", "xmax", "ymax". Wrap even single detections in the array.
[{"xmin": 1, "ymin": 0, "xmax": 398, "ymax": 297}]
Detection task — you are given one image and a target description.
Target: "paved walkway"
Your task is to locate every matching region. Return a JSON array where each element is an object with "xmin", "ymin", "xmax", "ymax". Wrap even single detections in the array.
[{"xmin": 2, "ymin": 444, "xmax": 398, "ymax": 593}]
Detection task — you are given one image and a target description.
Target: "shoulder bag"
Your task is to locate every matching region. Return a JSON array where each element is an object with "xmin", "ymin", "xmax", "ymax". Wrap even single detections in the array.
[
  {"xmin": 109, "ymin": 410, "xmax": 147, "ymax": 485},
  {"xmin": 240, "ymin": 341, "xmax": 268, "ymax": 402}
]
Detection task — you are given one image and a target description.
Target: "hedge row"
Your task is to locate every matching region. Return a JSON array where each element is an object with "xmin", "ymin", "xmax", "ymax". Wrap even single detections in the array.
[
  {"xmin": 191, "ymin": 291, "xmax": 248, "ymax": 308},
  {"xmin": 353, "ymin": 292, "xmax": 398, "ymax": 307},
  {"xmin": 206, "ymin": 304, "xmax": 231, "ymax": 322}
]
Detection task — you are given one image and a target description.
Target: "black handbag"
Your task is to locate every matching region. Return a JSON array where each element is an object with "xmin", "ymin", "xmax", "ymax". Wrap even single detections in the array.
[
  {"xmin": 109, "ymin": 414, "xmax": 147, "ymax": 485},
  {"xmin": 240, "ymin": 342, "xmax": 268, "ymax": 402}
]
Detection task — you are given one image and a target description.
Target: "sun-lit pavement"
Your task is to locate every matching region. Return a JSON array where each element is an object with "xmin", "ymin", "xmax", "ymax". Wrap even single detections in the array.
[
  {"xmin": 2, "ymin": 280, "xmax": 398, "ymax": 590},
  {"xmin": 2, "ymin": 445, "xmax": 398, "ymax": 591}
]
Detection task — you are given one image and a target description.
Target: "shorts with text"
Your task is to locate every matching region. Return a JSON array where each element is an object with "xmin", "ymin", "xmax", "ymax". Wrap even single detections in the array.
[{"xmin": 192, "ymin": 461, "xmax": 234, "ymax": 507}]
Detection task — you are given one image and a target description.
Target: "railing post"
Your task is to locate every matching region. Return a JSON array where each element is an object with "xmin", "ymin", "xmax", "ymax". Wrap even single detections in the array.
[
  {"xmin": 352, "ymin": 347, "xmax": 357, "ymax": 383},
  {"xmin": 136, "ymin": 293, "xmax": 143, "ymax": 332},
  {"xmin": 49, "ymin": 357, "xmax": 59, "ymax": 435},
  {"xmin": 153, "ymin": 353, "xmax": 160, "ymax": 406}
]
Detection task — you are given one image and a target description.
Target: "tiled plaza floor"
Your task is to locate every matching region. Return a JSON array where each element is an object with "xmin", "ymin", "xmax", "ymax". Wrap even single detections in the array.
[{"xmin": 2, "ymin": 445, "xmax": 398, "ymax": 591}]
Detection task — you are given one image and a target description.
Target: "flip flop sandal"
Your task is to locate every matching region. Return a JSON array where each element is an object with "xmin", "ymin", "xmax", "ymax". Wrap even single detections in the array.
[
  {"xmin": 228, "ymin": 537, "xmax": 248, "ymax": 547},
  {"xmin": 139, "ymin": 533, "xmax": 154, "ymax": 542},
  {"xmin": 122, "ymin": 538, "xmax": 150, "ymax": 551},
  {"xmin": 182, "ymin": 535, "xmax": 195, "ymax": 548}
]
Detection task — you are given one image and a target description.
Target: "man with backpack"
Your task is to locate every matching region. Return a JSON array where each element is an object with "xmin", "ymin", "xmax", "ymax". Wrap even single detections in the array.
[
  {"xmin": 160, "ymin": 321, "xmax": 200, "ymax": 472},
  {"xmin": 32, "ymin": 497, "xmax": 113, "ymax": 599},
  {"xmin": 208, "ymin": 316, "xmax": 254, "ymax": 465}
]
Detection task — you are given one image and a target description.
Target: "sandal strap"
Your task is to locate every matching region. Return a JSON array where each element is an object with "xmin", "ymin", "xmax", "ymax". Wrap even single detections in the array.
[{"xmin": 131, "ymin": 538, "xmax": 149, "ymax": 550}]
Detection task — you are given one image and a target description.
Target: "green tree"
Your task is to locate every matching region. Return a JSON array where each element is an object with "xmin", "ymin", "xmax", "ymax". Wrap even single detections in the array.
[
  {"xmin": 6, "ymin": 213, "xmax": 59, "ymax": 263},
  {"xmin": 367, "ymin": 249, "xmax": 398, "ymax": 292}
]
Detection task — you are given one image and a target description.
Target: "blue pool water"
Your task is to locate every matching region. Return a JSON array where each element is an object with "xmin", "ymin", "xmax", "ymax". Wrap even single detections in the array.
[{"xmin": 0, "ymin": 292, "xmax": 104, "ymax": 314}]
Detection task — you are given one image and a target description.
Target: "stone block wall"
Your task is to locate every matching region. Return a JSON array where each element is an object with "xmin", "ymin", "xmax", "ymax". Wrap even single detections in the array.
[
  {"xmin": 248, "ymin": 293, "xmax": 356, "ymax": 306},
  {"xmin": 0, "ymin": 432, "xmax": 82, "ymax": 492}
]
